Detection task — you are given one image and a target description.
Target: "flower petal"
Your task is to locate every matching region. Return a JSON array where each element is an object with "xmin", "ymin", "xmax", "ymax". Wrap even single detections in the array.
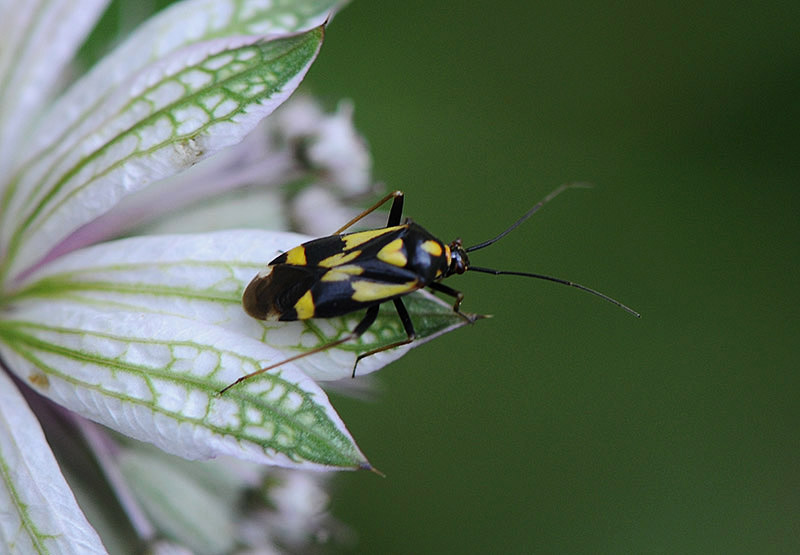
[
  {"xmin": 24, "ymin": 0, "xmax": 344, "ymax": 168},
  {"xmin": 2, "ymin": 26, "xmax": 324, "ymax": 282},
  {"xmin": 117, "ymin": 449, "xmax": 238, "ymax": 554},
  {"xmin": 0, "ymin": 371, "xmax": 107, "ymax": 554},
  {"xmin": 0, "ymin": 301, "xmax": 369, "ymax": 470},
  {"xmin": 0, "ymin": 0, "xmax": 109, "ymax": 173},
  {"xmin": 10, "ymin": 230, "xmax": 470, "ymax": 381}
]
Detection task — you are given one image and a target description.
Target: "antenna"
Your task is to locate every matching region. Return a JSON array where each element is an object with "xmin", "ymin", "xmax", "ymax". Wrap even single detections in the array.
[
  {"xmin": 463, "ymin": 183, "xmax": 639, "ymax": 317},
  {"xmin": 468, "ymin": 266, "xmax": 640, "ymax": 317},
  {"xmin": 465, "ymin": 182, "xmax": 592, "ymax": 253}
]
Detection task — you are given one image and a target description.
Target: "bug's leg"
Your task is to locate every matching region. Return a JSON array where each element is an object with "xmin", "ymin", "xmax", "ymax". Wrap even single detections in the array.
[
  {"xmin": 352, "ymin": 298, "xmax": 416, "ymax": 378},
  {"xmin": 219, "ymin": 305, "xmax": 381, "ymax": 394},
  {"xmin": 428, "ymin": 282, "xmax": 477, "ymax": 323},
  {"xmin": 333, "ymin": 190, "xmax": 404, "ymax": 234},
  {"xmin": 386, "ymin": 191, "xmax": 405, "ymax": 226}
]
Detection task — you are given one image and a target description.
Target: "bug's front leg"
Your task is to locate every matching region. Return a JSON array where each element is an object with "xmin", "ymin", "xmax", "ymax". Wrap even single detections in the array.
[{"xmin": 428, "ymin": 282, "xmax": 478, "ymax": 323}]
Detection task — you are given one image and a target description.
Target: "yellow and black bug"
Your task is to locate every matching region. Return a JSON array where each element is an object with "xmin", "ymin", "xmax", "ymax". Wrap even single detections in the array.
[{"xmin": 221, "ymin": 184, "xmax": 639, "ymax": 393}]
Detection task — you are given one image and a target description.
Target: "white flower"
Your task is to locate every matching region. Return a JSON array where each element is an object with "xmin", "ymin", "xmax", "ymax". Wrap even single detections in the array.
[{"xmin": 0, "ymin": 1, "xmax": 469, "ymax": 552}]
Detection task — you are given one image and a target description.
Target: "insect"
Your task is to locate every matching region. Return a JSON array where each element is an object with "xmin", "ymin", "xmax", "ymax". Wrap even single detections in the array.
[{"xmin": 220, "ymin": 183, "xmax": 639, "ymax": 393}]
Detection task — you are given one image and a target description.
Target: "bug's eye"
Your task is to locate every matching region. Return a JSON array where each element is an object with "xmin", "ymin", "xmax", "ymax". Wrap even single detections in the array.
[{"xmin": 448, "ymin": 249, "xmax": 468, "ymax": 275}]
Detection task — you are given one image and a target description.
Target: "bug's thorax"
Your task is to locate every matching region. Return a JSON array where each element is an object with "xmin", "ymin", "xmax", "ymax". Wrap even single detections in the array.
[{"xmin": 444, "ymin": 238, "xmax": 470, "ymax": 278}]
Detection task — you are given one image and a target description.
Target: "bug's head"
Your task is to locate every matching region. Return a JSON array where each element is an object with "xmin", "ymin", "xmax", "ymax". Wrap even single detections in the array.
[{"xmin": 445, "ymin": 238, "xmax": 470, "ymax": 277}]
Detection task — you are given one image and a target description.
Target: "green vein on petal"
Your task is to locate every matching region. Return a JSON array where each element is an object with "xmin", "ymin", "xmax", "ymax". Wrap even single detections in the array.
[
  {"xmin": 2, "ymin": 26, "xmax": 324, "ymax": 282},
  {"xmin": 0, "ymin": 0, "xmax": 108, "ymax": 177},
  {"xmin": 0, "ymin": 304, "xmax": 368, "ymax": 470},
  {"xmin": 0, "ymin": 371, "xmax": 107, "ymax": 554},
  {"xmin": 1, "ymin": 0, "xmax": 343, "ymax": 244},
  {"xmin": 28, "ymin": 0, "xmax": 344, "ymax": 164}
]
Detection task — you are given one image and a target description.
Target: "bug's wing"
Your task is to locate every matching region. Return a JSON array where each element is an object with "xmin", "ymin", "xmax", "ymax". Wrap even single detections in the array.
[
  {"xmin": 308, "ymin": 273, "xmax": 423, "ymax": 319},
  {"xmin": 258, "ymin": 226, "xmax": 429, "ymax": 320},
  {"xmin": 243, "ymin": 264, "xmax": 324, "ymax": 321}
]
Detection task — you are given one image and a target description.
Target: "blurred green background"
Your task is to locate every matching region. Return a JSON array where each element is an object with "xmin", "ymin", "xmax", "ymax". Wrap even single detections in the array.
[{"xmin": 302, "ymin": 2, "xmax": 799, "ymax": 553}]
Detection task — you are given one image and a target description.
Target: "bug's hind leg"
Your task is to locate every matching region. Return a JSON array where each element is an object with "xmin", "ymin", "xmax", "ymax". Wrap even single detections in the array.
[
  {"xmin": 220, "ymin": 305, "xmax": 381, "ymax": 394},
  {"xmin": 333, "ymin": 190, "xmax": 404, "ymax": 234},
  {"xmin": 351, "ymin": 298, "xmax": 416, "ymax": 378}
]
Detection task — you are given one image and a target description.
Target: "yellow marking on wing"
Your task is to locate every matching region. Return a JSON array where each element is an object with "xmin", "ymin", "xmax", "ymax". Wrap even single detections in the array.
[
  {"xmin": 341, "ymin": 226, "xmax": 402, "ymax": 250},
  {"xmin": 421, "ymin": 240, "xmax": 443, "ymax": 257},
  {"xmin": 321, "ymin": 265, "xmax": 365, "ymax": 281},
  {"xmin": 437, "ymin": 244, "xmax": 452, "ymax": 278},
  {"xmin": 319, "ymin": 250, "xmax": 361, "ymax": 267},
  {"xmin": 293, "ymin": 290, "xmax": 315, "ymax": 319},
  {"xmin": 284, "ymin": 245, "xmax": 307, "ymax": 265},
  {"xmin": 351, "ymin": 280, "xmax": 419, "ymax": 302},
  {"xmin": 377, "ymin": 238, "xmax": 408, "ymax": 267}
]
